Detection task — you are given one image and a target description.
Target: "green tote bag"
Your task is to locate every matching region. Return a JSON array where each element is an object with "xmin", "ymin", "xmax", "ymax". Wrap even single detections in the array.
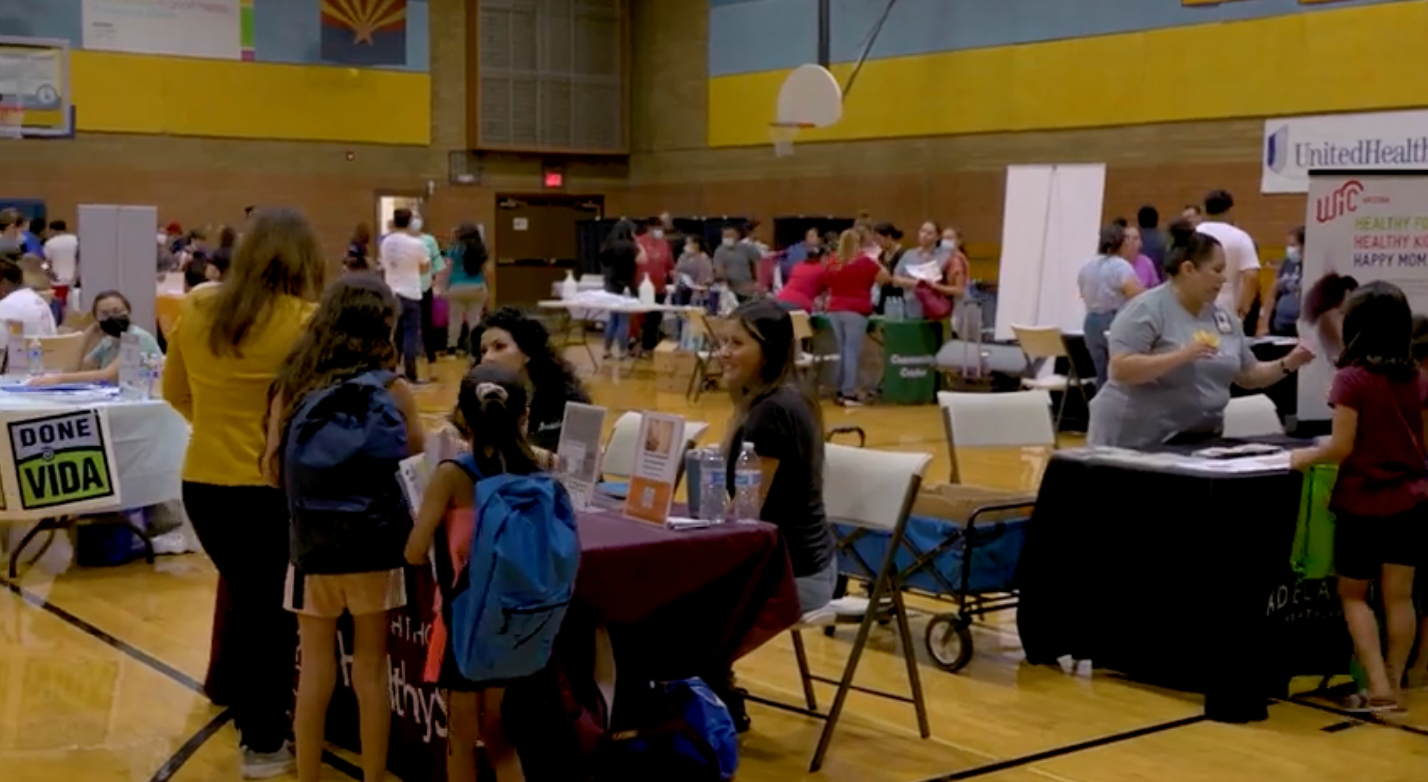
[{"xmin": 1291, "ymin": 464, "xmax": 1337, "ymax": 580}]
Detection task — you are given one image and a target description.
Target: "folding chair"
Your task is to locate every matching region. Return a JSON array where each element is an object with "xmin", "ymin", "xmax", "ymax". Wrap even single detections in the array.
[
  {"xmin": 1223, "ymin": 394, "xmax": 1283, "ymax": 438},
  {"xmin": 685, "ymin": 311, "xmax": 723, "ymax": 402},
  {"xmin": 789, "ymin": 309, "xmax": 838, "ymax": 396},
  {"xmin": 937, "ymin": 390, "xmax": 1056, "ymax": 484},
  {"xmin": 748, "ymin": 443, "xmax": 934, "ymax": 771},
  {"xmin": 1010, "ymin": 324, "xmax": 1091, "ymax": 433},
  {"xmin": 599, "ymin": 412, "xmax": 708, "ymax": 494}
]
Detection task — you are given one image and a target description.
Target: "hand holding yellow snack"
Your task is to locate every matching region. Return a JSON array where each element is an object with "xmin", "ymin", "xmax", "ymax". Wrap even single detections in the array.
[{"xmin": 1192, "ymin": 329, "xmax": 1221, "ymax": 349}]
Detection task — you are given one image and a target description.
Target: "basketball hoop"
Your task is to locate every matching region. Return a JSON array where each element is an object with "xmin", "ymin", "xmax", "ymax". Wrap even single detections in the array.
[
  {"xmin": 0, "ymin": 102, "xmax": 24, "ymax": 140},
  {"xmin": 769, "ymin": 121, "xmax": 812, "ymax": 158}
]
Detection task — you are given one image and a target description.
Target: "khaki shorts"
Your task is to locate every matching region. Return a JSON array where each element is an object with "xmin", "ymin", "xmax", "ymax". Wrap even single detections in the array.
[{"xmin": 284, "ymin": 566, "xmax": 407, "ymax": 618}]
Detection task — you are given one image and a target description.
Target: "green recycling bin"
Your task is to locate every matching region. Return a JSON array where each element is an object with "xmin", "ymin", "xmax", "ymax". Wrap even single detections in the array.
[{"xmin": 877, "ymin": 317, "xmax": 942, "ymax": 405}]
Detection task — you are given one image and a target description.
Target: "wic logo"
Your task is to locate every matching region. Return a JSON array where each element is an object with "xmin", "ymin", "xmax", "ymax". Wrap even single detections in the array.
[{"xmin": 1315, "ymin": 180, "xmax": 1364, "ymax": 223}]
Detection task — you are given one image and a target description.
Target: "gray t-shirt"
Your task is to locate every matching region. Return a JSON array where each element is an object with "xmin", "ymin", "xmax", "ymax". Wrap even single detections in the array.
[
  {"xmin": 1087, "ymin": 284, "xmax": 1256, "ymax": 448},
  {"xmin": 894, "ymin": 246, "xmax": 950, "ymax": 319},
  {"xmin": 714, "ymin": 242, "xmax": 760, "ymax": 293},
  {"xmin": 1077, "ymin": 255, "xmax": 1137, "ymax": 314}
]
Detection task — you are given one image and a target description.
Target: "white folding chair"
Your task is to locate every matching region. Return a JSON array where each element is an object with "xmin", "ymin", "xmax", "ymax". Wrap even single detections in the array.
[
  {"xmin": 937, "ymin": 390, "xmax": 1056, "ymax": 484},
  {"xmin": 1223, "ymin": 394, "xmax": 1283, "ymax": 438},
  {"xmin": 600, "ymin": 413, "xmax": 709, "ymax": 488},
  {"xmin": 1011, "ymin": 324, "xmax": 1092, "ymax": 433},
  {"xmin": 750, "ymin": 443, "xmax": 934, "ymax": 772}
]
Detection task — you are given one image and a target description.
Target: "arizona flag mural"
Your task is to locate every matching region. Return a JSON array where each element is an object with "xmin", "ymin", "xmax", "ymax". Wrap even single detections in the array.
[{"xmin": 321, "ymin": 0, "xmax": 407, "ymax": 67}]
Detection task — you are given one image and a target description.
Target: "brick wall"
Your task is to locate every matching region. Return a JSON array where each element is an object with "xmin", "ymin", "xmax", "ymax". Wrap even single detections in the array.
[{"xmin": 624, "ymin": 0, "xmax": 1310, "ymax": 256}]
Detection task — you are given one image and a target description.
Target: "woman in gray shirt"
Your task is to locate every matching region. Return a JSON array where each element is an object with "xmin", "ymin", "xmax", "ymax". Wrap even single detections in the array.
[
  {"xmin": 1088, "ymin": 220, "xmax": 1314, "ymax": 448},
  {"xmin": 1078, "ymin": 223, "xmax": 1145, "ymax": 387}
]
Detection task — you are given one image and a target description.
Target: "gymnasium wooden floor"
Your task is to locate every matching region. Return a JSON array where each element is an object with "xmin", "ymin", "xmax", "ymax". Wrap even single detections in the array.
[{"xmin": 3, "ymin": 347, "xmax": 1427, "ymax": 782}]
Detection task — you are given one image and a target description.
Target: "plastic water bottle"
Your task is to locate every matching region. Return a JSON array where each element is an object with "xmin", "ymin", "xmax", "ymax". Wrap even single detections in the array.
[
  {"xmin": 560, "ymin": 270, "xmax": 578, "ymax": 300},
  {"xmin": 699, "ymin": 448, "xmax": 728, "ymax": 523},
  {"xmin": 638, "ymin": 273, "xmax": 656, "ymax": 304},
  {"xmin": 24, "ymin": 337, "xmax": 42, "ymax": 378},
  {"xmin": 731, "ymin": 442, "xmax": 762, "ymax": 522}
]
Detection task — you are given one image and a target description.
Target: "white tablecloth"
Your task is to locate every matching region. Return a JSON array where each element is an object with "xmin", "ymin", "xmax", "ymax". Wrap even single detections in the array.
[{"xmin": 0, "ymin": 391, "xmax": 188, "ymax": 521}]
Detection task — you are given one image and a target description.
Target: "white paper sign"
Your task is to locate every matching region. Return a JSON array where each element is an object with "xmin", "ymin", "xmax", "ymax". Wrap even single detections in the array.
[
  {"xmin": 82, "ymin": 0, "xmax": 242, "ymax": 60},
  {"xmin": 0, "ymin": 407, "xmax": 122, "ymax": 518},
  {"xmin": 556, "ymin": 403, "xmax": 607, "ymax": 509},
  {"xmin": 623, "ymin": 413, "xmax": 685, "ymax": 524}
]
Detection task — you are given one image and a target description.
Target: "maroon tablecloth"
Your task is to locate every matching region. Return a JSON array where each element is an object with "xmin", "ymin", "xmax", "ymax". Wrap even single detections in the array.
[{"xmin": 205, "ymin": 510, "xmax": 800, "ymax": 782}]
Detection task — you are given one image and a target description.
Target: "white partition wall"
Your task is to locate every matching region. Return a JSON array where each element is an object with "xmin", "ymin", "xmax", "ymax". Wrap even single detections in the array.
[
  {"xmin": 78, "ymin": 205, "xmax": 158, "ymax": 333},
  {"xmin": 993, "ymin": 164, "xmax": 1106, "ymax": 340}
]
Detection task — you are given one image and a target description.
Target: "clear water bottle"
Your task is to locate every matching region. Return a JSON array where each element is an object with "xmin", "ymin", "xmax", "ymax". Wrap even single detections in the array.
[
  {"xmin": 699, "ymin": 448, "xmax": 728, "ymax": 523},
  {"xmin": 732, "ymin": 442, "xmax": 762, "ymax": 522},
  {"xmin": 24, "ymin": 337, "xmax": 42, "ymax": 378}
]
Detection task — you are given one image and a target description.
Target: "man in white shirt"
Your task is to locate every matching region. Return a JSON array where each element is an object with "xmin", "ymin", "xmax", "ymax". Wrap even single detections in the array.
[
  {"xmin": 43, "ymin": 219, "xmax": 79, "ymax": 283},
  {"xmin": 1194, "ymin": 190, "xmax": 1260, "ymax": 320},
  {"xmin": 0, "ymin": 254, "xmax": 58, "ymax": 363},
  {"xmin": 379, "ymin": 208, "xmax": 430, "ymax": 382}
]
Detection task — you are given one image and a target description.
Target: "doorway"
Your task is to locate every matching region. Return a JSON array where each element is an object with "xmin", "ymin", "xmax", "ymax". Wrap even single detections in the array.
[
  {"xmin": 492, "ymin": 194, "xmax": 604, "ymax": 307},
  {"xmin": 376, "ymin": 194, "xmax": 424, "ymax": 239}
]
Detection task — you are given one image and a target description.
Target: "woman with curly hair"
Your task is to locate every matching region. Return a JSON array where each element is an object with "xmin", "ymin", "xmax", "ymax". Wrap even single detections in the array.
[{"xmin": 474, "ymin": 306, "xmax": 591, "ymax": 451}]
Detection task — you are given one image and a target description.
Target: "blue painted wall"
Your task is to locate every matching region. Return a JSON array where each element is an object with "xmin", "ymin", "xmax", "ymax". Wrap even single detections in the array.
[{"xmin": 709, "ymin": 0, "xmax": 1412, "ymax": 77}]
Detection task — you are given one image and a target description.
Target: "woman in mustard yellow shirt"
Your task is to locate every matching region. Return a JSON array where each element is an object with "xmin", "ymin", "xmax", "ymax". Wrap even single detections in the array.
[{"xmin": 163, "ymin": 208, "xmax": 324, "ymax": 778}]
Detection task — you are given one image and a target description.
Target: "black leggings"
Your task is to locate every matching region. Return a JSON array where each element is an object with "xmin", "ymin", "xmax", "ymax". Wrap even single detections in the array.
[{"xmin": 184, "ymin": 482, "xmax": 296, "ymax": 753}]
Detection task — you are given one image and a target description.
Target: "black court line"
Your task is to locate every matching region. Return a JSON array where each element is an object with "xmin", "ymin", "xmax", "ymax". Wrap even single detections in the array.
[
  {"xmin": 2, "ymin": 579, "xmax": 204, "ymax": 693},
  {"xmin": 913, "ymin": 714, "xmax": 1208, "ymax": 782},
  {"xmin": 2, "ymin": 578, "xmax": 365, "ymax": 781},
  {"xmin": 148, "ymin": 708, "xmax": 233, "ymax": 782},
  {"xmin": 1285, "ymin": 697, "xmax": 1428, "ymax": 739}
]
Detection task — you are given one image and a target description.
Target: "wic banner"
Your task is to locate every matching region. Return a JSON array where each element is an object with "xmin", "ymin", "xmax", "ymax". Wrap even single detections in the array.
[{"xmin": 1299, "ymin": 170, "xmax": 1428, "ymax": 421}]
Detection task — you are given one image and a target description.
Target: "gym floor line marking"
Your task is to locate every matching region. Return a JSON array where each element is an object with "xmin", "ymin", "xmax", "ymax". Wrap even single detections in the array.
[
  {"xmin": 913, "ymin": 714, "xmax": 1208, "ymax": 782},
  {"xmin": 148, "ymin": 708, "xmax": 234, "ymax": 782},
  {"xmin": 2, "ymin": 578, "xmax": 369, "ymax": 780},
  {"xmin": 1285, "ymin": 697, "xmax": 1428, "ymax": 739}
]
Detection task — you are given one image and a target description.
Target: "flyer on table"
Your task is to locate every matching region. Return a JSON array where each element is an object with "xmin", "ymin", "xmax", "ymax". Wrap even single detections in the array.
[
  {"xmin": 623, "ymin": 413, "xmax": 684, "ymax": 525},
  {"xmin": 556, "ymin": 403, "xmax": 607, "ymax": 510},
  {"xmin": 0, "ymin": 408, "xmax": 121, "ymax": 518},
  {"xmin": 1299, "ymin": 170, "xmax": 1428, "ymax": 420}
]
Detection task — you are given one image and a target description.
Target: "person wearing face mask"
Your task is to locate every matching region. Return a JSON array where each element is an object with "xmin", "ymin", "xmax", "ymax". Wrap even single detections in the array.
[
  {"xmin": 28, "ymin": 290, "xmax": 162, "ymax": 386},
  {"xmin": 714, "ymin": 223, "xmax": 762, "ymax": 303},
  {"xmin": 1258, "ymin": 226, "xmax": 1305, "ymax": 338}
]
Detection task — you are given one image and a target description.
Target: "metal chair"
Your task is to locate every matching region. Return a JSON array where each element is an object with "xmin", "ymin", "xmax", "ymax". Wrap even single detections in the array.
[
  {"xmin": 748, "ymin": 443, "xmax": 934, "ymax": 772},
  {"xmin": 1010, "ymin": 324, "xmax": 1091, "ymax": 433},
  {"xmin": 685, "ymin": 311, "xmax": 723, "ymax": 402}
]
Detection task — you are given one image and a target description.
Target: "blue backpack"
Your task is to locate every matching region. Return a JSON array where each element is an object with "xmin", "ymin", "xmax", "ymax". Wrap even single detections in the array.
[
  {"xmin": 448, "ymin": 453, "xmax": 580, "ymax": 683},
  {"xmin": 598, "ymin": 678, "xmax": 739, "ymax": 782},
  {"xmin": 284, "ymin": 370, "xmax": 412, "ymax": 575}
]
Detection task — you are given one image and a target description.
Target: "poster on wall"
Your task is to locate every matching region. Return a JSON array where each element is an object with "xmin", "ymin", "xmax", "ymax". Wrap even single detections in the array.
[
  {"xmin": 1, "ymin": 408, "xmax": 120, "ymax": 517},
  {"xmin": 1298, "ymin": 170, "xmax": 1428, "ymax": 421},
  {"xmin": 82, "ymin": 0, "xmax": 242, "ymax": 61}
]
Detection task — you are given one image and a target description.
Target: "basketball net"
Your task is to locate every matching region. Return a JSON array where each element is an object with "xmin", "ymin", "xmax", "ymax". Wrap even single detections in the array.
[
  {"xmin": 0, "ymin": 101, "xmax": 24, "ymax": 140},
  {"xmin": 769, "ymin": 122, "xmax": 809, "ymax": 158}
]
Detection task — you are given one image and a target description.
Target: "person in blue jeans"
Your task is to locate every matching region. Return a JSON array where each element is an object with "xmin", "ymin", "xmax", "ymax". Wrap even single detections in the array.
[
  {"xmin": 599, "ymin": 219, "xmax": 643, "ymax": 359},
  {"xmin": 1078, "ymin": 222, "xmax": 1145, "ymax": 387}
]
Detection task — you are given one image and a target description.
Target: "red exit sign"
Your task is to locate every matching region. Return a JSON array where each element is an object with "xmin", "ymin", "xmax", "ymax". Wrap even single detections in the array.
[{"xmin": 543, "ymin": 168, "xmax": 564, "ymax": 189}]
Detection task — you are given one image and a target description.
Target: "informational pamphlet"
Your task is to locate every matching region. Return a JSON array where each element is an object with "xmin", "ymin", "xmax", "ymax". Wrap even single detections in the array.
[
  {"xmin": 556, "ymin": 402, "xmax": 607, "ymax": 509},
  {"xmin": 623, "ymin": 412, "xmax": 685, "ymax": 525}
]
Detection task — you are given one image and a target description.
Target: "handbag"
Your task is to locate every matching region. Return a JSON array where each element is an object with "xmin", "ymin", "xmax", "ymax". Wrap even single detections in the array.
[
  {"xmin": 1291, "ymin": 464, "xmax": 1337, "ymax": 580},
  {"xmin": 914, "ymin": 283, "xmax": 953, "ymax": 320}
]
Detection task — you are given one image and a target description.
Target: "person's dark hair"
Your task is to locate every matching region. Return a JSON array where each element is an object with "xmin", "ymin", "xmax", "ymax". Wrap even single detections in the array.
[
  {"xmin": 185, "ymin": 259, "xmax": 212, "ymax": 289},
  {"xmin": 1111, "ymin": 217, "xmax": 1129, "ymax": 228},
  {"xmin": 1204, "ymin": 190, "xmax": 1234, "ymax": 217},
  {"xmin": 49, "ymin": 219, "xmax": 66, "ymax": 232},
  {"xmin": 721, "ymin": 221, "xmax": 745, "ymax": 238},
  {"xmin": 1290, "ymin": 225, "xmax": 1305, "ymax": 246},
  {"xmin": 872, "ymin": 222, "xmax": 903, "ymax": 242},
  {"xmin": 1412, "ymin": 314, "xmax": 1428, "ymax": 364},
  {"xmin": 603, "ymin": 218, "xmax": 637, "ymax": 249},
  {"xmin": 91, "ymin": 290, "xmax": 132, "ymax": 317},
  {"xmin": 1337, "ymin": 281, "xmax": 1416, "ymax": 379},
  {"xmin": 457, "ymin": 363, "xmax": 542, "ymax": 477},
  {"xmin": 352, "ymin": 222, "xmax": 372, "ymax": 246},
  {"xmin": 473, "ymin": 306, "xmax": 586, "ymax": 419},
  {"xmin": 0, "ymin": 257, "xmax": 24, "ymax": 286},
  {"xmin": 265, "ymin": 275, "xmax": 401, "ymax": 480},
  {"xmin": 684, "ymin": 235, "xmax": 705, "ymax": 254},
  {"xmin": 1163, "ymin": 218, "xmax": 1221, "ymax": 277},
  {"xmin": 1136, "ymin": 206, "xmax": 1159, "ymax": 229},
  {"xmin": 392, "ymin": 208, "xmax": 414, "ymax": 230},
  {"xmin": 1303, "ymin": 272, "xmax": 1360, "ymax": 321},
  {"xmin": 455, "ymin": 222, "xmax": 488, "ymax": 277},
  {"xmin": 722, "ymin": 299, "xmax": 824, "ymax": 469},
  {"xmin": 28, "ymin": 218, "xmax": 45, "ymax": 235},
  {"xmin": 205, "ymin": 206, "xmax": 325, "ymax": 357},
  {"xmin": 244, "ymin": 205, "xmax": 256, "ymax": 217},
  {"xmin": 1098, "ymin": 223, "xmax": 1129, "ymax": 255}
]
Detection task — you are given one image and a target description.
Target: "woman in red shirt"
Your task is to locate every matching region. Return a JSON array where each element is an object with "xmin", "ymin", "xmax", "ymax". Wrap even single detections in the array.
[
  {"xmin": 776, "ymin": 245, "xmax": 828, "ymax": 312},
  {"xmin": 825, "ymin": 229, "xmax": 891, "ymax": 406}
]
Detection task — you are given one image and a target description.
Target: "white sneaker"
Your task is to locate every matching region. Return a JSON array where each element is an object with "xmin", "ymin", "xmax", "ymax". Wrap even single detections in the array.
[{"xmin": 241, "ymin": 743, "xmax": 295, "ymax": 780}]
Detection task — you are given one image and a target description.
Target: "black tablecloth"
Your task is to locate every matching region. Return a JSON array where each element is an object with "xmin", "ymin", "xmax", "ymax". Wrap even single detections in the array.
[{"xmin": 1016, "ymin": 449, "xmax": 1350, "ymax": 722}]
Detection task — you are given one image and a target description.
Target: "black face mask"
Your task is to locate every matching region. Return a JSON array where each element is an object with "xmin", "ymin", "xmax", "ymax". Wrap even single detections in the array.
[{"xmin": 99, "ymin": 314, "xmax": 130, "ymax": 338}]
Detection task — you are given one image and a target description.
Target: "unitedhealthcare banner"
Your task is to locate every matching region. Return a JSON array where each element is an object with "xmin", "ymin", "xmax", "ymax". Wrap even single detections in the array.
[{"xmin": 1262, "ymin": 110, "xmax": 1428, "ymax": 194}]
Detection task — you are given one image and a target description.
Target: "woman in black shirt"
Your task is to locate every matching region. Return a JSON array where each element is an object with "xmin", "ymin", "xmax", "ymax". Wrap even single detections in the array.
[
  {"xmin": 599, "ymin": 219, "xmax": 644, "ymax": 359},
  {"xmin": 473, "ymin": 307, "xmax": 591, "ymax": 451},
  {"xmin": 719, "ymin": 299, "xmax": 836, "ymax": 613}
]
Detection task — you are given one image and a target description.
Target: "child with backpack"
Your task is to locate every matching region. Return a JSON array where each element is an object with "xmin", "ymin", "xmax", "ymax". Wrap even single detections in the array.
[
  {"xmin": 405, "ymin": 364, "xmax": 579, "ymax": 782},
  {"xmin": 263, "ymin": 275, "xmax": 426, "ymax": 782},
  {"xmin": 1291, "ymin": 282, "xmax": 1425, "ymax": 714}
]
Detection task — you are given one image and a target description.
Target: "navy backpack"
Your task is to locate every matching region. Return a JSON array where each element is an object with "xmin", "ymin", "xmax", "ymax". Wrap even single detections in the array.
[
  {"xmin": 284, "ymin": 370, "xmax": 412, "ymax": 574},
  {"xmin": 448, "ymin": 453, "xmax": 580, "ymax": 683}
]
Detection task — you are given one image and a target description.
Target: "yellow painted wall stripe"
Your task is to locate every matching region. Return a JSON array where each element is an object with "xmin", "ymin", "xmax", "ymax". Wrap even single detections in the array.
[
  {"xmin": 709, "ymin": 2, "xmax": 1428, "ymax": 147},
  {"xmin": 72, "ymin": 51, "xmax": 430, "ymax": 145}
]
